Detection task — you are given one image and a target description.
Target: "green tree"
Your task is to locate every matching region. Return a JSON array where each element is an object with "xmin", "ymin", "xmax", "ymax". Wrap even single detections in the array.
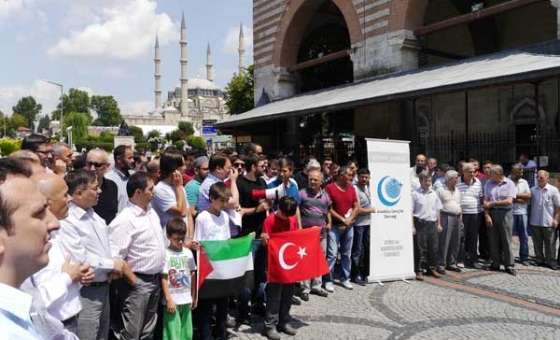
[
  {"xmin": 147, "ymin": 129, "xmax": 161, "ymax": 139},
  {"xmin": 187, "ymin": 135, "xmax": 206, "ymax": 151},
  {"xmin": 129, "ymin": 126, "xmax": 145, "ymax": 143},
  {"xmin": 178, "ymin": 121, "xmax": 194, "ymax": 136},
  {"xmin": 52, "ymin": 88, "xmax": 91, "ymax": 121},
  {"xmin": 225, "ymin": 64, "xmax": 254, "ymax": 114},
  {"xmin": 64, "ymin": 112, "xmax": 91, "ymax": 141},
  {"xmin": 12, "ymin": 96, "xmax": 42, "ymax": 129},
  {"xmin": 9, "ymin": 113, "xmax": 28, "ymax": 130},
  {"xmin": 37, "ymin": 115, "xmax": 51, "ymax": 132},
  {"xmin": 91, "ymin": 95, "xmax": 122, "ymax": 126},
  {"xmin": 166, "ymin": 129, "xmax": 187, "ymax": 143}
]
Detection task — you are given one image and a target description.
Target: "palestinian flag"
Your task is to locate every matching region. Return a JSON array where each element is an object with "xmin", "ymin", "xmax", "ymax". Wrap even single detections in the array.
[{"xmin": 197, "ymin": 234, "xmax": 254, "ymax": 300}]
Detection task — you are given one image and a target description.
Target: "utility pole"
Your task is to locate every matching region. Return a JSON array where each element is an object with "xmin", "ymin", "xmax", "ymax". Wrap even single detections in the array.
[{"xmin": 42, "ymin": 80, "xmax": 64, "ymax": 141}]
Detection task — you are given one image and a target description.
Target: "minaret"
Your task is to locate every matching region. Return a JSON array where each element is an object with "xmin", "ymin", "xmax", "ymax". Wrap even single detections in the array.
[
  {"xmin": 154, "ymin": 34, "xmax": 162, "ymax": 110},
  {"xmin": 206, "ymin": 43, "xmax": 214, "ymax": 82},
  {"xmin": 180, "ymin": 12, "xmax": 188, "ymax": 116},
  {"xmin": 238, "ymin": 22, "xmax": 245, "ymax": 74}
]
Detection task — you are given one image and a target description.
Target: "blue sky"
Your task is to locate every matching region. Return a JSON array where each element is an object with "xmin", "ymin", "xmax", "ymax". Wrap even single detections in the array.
[{"xmin": 0, "ymin": 0, "xmax": 253, "ymax": 117}]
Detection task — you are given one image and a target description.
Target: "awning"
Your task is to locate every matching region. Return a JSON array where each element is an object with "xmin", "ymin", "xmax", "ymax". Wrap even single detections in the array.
[{"xmin": 217, "ymin": 48, "xmax": 560, "ymax": 128}]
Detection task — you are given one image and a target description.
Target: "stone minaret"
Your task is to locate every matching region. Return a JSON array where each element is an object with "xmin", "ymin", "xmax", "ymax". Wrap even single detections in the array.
[
  {"xmin": 206, "ymin": 43, "xmax": 214, "ymax": 82},
  {"xmin": 238, "ymin": 22, "xmax": 245, "ymax": 74},
  {"xmin": 154, "ymin": 34, "xmax": 162, "ymax": 110},
  {"xmin": 180, "ymin": 12, "xmax": 188, "ymax": 116}
]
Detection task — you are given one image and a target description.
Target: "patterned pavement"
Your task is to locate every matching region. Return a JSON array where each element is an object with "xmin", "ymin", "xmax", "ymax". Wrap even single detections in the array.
[{"xmin": 230, "ymin": 239, "xmax": 560, "ymax": 339}]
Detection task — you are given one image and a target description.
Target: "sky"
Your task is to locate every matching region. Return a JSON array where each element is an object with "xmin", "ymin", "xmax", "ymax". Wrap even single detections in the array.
[{"xmin": 0, "ymin": 0, "xmax": 253, "ymax": 117}]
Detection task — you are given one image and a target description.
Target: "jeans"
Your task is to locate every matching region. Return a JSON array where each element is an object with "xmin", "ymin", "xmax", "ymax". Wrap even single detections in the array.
[
  {"xmin": 237, "ymin": 239, "xmax": 266, "ymax": 322},
  {"xmin": 327, "ymin": 225, "xmax": 354, "ymax": 282},
  {"xmin": 264, "ymin": 283, "xmax": 294, "ymax": 330},
  {"xmin": 196, "ymin": 298, "xmax": 228, "ymax": 340},
  {"xmin": 302, "ymin": 228, "xmax": 327, "ymax": 293},
  {"xmin": 512, "ymin": 214, "xmax": 529, "ymax": 262},
  {"xmin": 351, "ymin": 225, "xmax": 370, "ymax": 280}
]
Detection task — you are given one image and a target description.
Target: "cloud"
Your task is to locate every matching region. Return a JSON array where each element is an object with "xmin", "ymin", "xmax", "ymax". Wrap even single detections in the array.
[
  {"xmin": 0, "ymin": 0, "xmax": 27, "ymax": 19},
  {"xmin": 121, "ymin": 100, "xmax": 152, "ymax": 116},
  {"xmin": 0, "ymin": 80, "xmax": 62, "ymax": 116},
  {"xmin": 223, "ymin": 24, "xmax": 253, "ymax": 59},
  {"xmin": 47, "ymin": 0, "xmax": 177, "ymax": 60}
]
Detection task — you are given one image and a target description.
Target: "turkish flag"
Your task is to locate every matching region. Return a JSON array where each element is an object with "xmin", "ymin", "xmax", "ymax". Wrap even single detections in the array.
[{"xmin": 267, "ymin": 227, "xmax": 329, "ymax": 283}]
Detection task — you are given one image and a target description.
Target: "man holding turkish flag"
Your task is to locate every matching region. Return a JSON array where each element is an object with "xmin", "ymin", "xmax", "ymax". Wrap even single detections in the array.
[{"xmin": 267, "ymin": 227, "xmax": 330, "ymax": 284}]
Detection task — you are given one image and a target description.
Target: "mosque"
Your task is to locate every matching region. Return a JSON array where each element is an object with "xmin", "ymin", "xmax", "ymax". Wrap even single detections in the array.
[{"xmin": 123, "ymin": 13, "xmax": 245, "ymax": 135}]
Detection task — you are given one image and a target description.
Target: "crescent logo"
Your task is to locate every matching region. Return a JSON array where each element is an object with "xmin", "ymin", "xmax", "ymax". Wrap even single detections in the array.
[
  {"xmin": 377, "ymin": 176, "xmax": 402, "ymax": 207},
  {"xmin": 278, "ymin": 242, "xmax": 307, "ymax": 271}
]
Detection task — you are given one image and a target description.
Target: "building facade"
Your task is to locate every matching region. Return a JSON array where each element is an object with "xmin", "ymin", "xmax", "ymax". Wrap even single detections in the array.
[{"xmin": 220, "ymin": 0, "xmax": 560, "ymax": 170}]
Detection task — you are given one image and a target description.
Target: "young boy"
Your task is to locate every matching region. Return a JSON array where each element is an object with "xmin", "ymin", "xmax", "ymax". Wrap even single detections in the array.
[
  {"xmin": 261, "ymin": 196, "xmax": 299, "ymax": 340},
  {"xmin": 162, "ymin": 218, "xmax": 197, "ymax": 340},
  {"xmin": 194, "ymin": 182, "xmax": 231, "ymax": 340}
]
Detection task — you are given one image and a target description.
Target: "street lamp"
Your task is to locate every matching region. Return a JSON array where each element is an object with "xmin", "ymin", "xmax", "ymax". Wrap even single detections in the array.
[{"xmin": 42, "ymin": 80, "xmax": 64, "ymax": 141}]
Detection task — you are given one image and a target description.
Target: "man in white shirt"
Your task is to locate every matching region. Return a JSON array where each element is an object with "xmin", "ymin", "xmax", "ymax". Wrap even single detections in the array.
[
  {"xmin": 0, "ymin": 177, "xmax": 60, "ymax": 340},
  {"xmin": 105, "ymin": 145, "xmax": 135, "ymax": 213},
  {"xmin": 110, "ymin": 172, "xmax": 166, "ymax": 339},
  {"xmin": 530, "ymin": 170, "xmax": 560, "ymax": 269},
  {"xmin": 457, "ymin": 163, "xmax": 484, "ymax": 269},
  {"xmin": 21, "ymin": 174, "xmax": 94, "ymax": 338},
  {"xmin": 58, "ymin": 170, "xmax": 128, "ymax": 340},
  {"xmin": 412, "ymin": 171, "xmax": 443, "ymax": 281},
  {"xmin": 436, "ymin": 170, "xmax": 462, "ymax": 274},
  {"xmin": 410, "ymin": 154, "xmax": 427, "ymax": 191},
  {"xmin": 510, "ymin": 164, "xmax": 531, "ymax": 266}
]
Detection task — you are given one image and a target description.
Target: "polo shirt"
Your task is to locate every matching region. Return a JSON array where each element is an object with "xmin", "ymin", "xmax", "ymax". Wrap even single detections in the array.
[
  {"xmin": 354, "ymin": 184, "xmax": 372, "ymax": 227},
  {"xmin": 530, "ymin": 184, "xmax": 560, "ymax": 227},
  {"xmin": 457, "ymin": 177, "xmax": 483, "ymax": 214},
  {"xmin": 299, "ymin": 188, "xmax": 332, "ymax": 228},
  {"xmin": 325, "ymin": 182, "xmax": 357, "ymax": 225},
  {"xmin": 484, "ymin": 177, "xmax": 516, "ymax": 209},
  {"xmin": 267, "ymin": 177, "xmax": 301, "ymax": 205}
]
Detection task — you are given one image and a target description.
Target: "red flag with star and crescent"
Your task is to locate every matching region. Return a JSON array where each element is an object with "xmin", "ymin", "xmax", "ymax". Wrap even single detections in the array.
[{"xmin": 267, "ymin": 227, "xmax": 329, "ymax": 283}]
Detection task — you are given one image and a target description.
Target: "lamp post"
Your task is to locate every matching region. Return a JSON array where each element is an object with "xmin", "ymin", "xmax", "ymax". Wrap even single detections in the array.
[{"xmin": 42, "ymin": 80, "xmax": 64, "ymax": 141}]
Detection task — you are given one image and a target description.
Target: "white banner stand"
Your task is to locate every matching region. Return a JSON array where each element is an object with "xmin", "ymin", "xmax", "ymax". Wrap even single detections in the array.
[{"xmin": 366, "ymin": 138, "xmax": 415, "ymax": 283}]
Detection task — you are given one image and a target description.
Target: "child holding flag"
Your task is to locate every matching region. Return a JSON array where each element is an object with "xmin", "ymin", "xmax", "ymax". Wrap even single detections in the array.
[
  {"xmin": 261, "ymin": 196, "xmax": 299, "ymax": 340},
  {"xmin": 161, "ymin": 218, "xmax": 197, "ymax": 340}
]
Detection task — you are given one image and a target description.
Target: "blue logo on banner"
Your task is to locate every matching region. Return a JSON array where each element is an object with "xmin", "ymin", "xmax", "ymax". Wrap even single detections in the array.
[{"xmin": 377, "ymin": 176, "xmax": 402, "ymax": 207}]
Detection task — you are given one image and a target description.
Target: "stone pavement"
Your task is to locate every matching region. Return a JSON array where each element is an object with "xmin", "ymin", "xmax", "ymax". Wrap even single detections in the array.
[{"xmin": 230, "ymin": 239, "xmax": 560, "ymax": 339}]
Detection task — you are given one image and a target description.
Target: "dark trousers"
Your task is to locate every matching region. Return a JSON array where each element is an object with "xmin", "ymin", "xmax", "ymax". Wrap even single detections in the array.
[
  {"xmin": 237, "ymin": 239, "xmax": 266, "ymax": 322},
  {"xmin": 463, "ymin": 213, "xmax": 481, "ymax": 264},
  {"xmin": 264, "ymin": 283, "xmax": 294, "ymax": 330},
  {"xmin": 196, "ymin": 298, "xmax": 228, "ymax": 340},
  {"xmin": 532, "ymin": 226, "xmax": 556, "ymax": 265},
  {"xmin": 351, "ymin": 225, "xmax": 370, "ymax": 280},
  {"xmin": 478, "ymin": 214, "xmax": 490, "ymax": 260},
  {"xmin": 110, "ymin": 274, "xmax": 161, "ymax": 340},
  {"xmin": 488, "ymin": 209, "xmax": 514, "ymax": 268},
  {"xmin": 413, "ymin": 218, "xmax": 438, "ymax": 272}
]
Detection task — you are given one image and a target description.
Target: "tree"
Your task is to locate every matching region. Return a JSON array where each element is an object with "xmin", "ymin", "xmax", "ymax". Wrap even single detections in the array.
[
  {"xmin": 37, "ymin": 115, "xmax": 51, "ymax": 132},
  {"xmin": 147, "ymin": 129, "xmax": 161, "ymax": 139},
  {"xmin": 178, "ymin": 121, "xmax": 194, "ymax": 136},
  {"xmin": 91, "ymin": 95, "xmax": 122, "ymax": 126},
  {"xmin": 12, "ymin": 96, "xmax": 42, "ymax": 129},
  {"xmin": 9, "ymin": 113, "xmax": 28, "ymax": 130},
  {"xmin": 225, "ymin": 64, "xmax": 254, "ymax": 114},
  {"xmin": 166, "ymin": 129, "xmax": 187, "ymax": 143},
  {"xmin": 52, "ymin": 88, "xmax": 91, "ymax": 121},
  {"xmin": 187, "ymin": 135, "xmax": 206, "ymax": 151},
  {"xmin": 129, "ymin": 126, "xmax": 145, "ymax": 143},
  {"xmin": 64, "ymin": 112, "xmax": 91, "ymax": 141}
]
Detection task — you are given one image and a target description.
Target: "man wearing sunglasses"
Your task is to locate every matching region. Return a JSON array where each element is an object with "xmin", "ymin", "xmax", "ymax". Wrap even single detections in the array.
[{"xmin": 87, "ymin": 149, "xmax": 119, "ymax": 225}]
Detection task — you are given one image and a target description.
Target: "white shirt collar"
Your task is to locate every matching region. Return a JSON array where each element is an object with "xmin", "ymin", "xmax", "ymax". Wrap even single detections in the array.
[{"xmin": 0, "ymin": 283, "xmax": 33, "ymax": 323}]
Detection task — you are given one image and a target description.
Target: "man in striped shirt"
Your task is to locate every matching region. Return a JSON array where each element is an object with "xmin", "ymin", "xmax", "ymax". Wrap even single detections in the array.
[
  {"xmin": 109, "ymin": 172, "xmax": 166, "ymax": 339},
  {"xmin": 457, "ymin": 162, "xmax": 484, "ymax": 269}
]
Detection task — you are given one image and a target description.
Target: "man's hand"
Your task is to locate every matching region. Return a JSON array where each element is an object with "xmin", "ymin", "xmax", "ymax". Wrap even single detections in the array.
[
  {"xmin": 552, "ymin": 219, "xmax": 559, "ymax": 229},
  {"xmin": 122, "ymin": 262, "xmax": 137, "ymax": 286},
  {"xmin": 483, "ymin": 201, "xmax": 494, "ymax": 210},
  {"xmin": 80, "ymin": 264, "xmax": 95, "ymax": 286},
  {"xmin": 62, "ymin": 259, "xmax": 82, "ymax": 282},
  {"xmin": 171, "ymin": 170, "xmax": 183, "ymax": 187},
  {"xmin": 191, "ymin": 297, "xmax": 198, "ymax": 310},
  {"xmin": 437, "ymin": 224, "xmax": 443, "ymax": 233},
  {"xmin": 261, "ymin": 233, "xmax": 270, "ymax": 245},
  {"xmin": 485, "ymin": 214, "xmax": 493, "ymax": 228},
  {"xmin": 112, "ymin": 259, "xmax": 126, "ymax": 276},
  {"xmin": 325, "ymin": 223, "xmax": 332, "ymax": 231},
  {"xmin": 256, "ymin": 201, "xmax": 270, "ymax": 213},
  {"xmin": 166, "ymin": 299, "xmax": 177, "ymax": 314},
  {"xmin": 184, "ymin": 239, "xmax": 200, "ymax": 251},
  {"xmin": 229, "ymin": 167, "xmax": 239, "ymax": 182}
]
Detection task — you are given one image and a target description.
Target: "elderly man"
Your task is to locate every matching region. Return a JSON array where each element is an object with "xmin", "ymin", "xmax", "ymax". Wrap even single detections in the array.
[
  {"xmin": 412, "ymin": 171, "xmax": 443, "ymax": 281},
  {"xmin": 109, "ymin": 171, "xmax": 166, "ymax": 339},
  {"xmin": 294, "ymin": 158, "xmax": 321, "ymax": 190},
  {"xmin": 185, "ymin": 156, "xmax": 209, "ymax": 210},
  {"xmin": 483, "ymin": 164, "xmax": 517, "ymax": 275},
  {"xmin": 436, "ymin": 170, "xmax": 462, "ymax": 274},
  {"xmin": 0, "ymin": 177, "xmax": 60, "ymax": 339},
  {"xmin": 146, "ymin": 159, "xmax": 160, "ymax": 183},
  {"xmin": 457, "ymin": 162, "xmax": 484, "ymax": 268},
  {"xmin": 52, "ymin": 142, "xmax": 74, "ymax": 175},
  {"xmin": 299, "ymin": 168, "xmax": 331, "ymax": 297},
  {"xmin": 87, "ymin": 148, "xmax": 119, "ymax": 225},
  {"xmin": 58, "ymin": 170, "xmax": 128, "ymax": 340},
  {"xmin": 10, "ymin": 150, "xmax": 46, "ymax": 175},
  {"xmin": 428, "ymin": 158, "xmax": 438, "ymax": 183},
  {"xmin": 510, "ymin": 164, "xmax": 531, "ymax": 266},
  {"xmin": 105, "ymin": 145, "xmax": 135, "ymax": 213},
  {"xmin": 410, "ymin": 154, "xmax": 427, "ymax": 191},
  {"xmin": 530, "ymin": 170, "xmax": 560, "ymax": 269}
]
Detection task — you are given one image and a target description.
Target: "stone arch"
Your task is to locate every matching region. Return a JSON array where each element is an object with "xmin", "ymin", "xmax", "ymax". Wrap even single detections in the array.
[
  {"xmin": 510, "ymin": 97, "xmax": 545, "ymax": 123},
  {"xmin": 272, "ymin": 0, "xmax": 363, "ymax": 68},
  {"xmin": 389, "ymin": 0, "xmax": 429, "ymax": 31}
]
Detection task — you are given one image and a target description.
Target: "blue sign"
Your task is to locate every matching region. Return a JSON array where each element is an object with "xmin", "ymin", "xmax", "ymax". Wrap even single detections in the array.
[
  {"xmin": 202, "ymin": 126, "xmax": 217, "ymax": 136},
  {"xmin": 377, "ymin": 176, "xmax": 403, "ymax": 207}
]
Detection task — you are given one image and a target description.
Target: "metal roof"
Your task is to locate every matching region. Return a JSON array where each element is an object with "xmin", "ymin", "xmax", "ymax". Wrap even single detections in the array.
[{"xmin": 217, "ymin": 49, "xmax": 560, "ymax": 128}]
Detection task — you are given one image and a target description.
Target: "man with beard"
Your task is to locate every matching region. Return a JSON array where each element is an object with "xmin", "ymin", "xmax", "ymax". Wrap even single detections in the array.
[
  {"xmin": 185, "ymin": 156, "xmax": 209, "ymax": 212},
  {"xmin": 87, "ymin": 148, "xmax": 119, "ymax": 224},
  {"xmin": 53, "ymin": 142, "xmax": 74, "ymax": 176},
  {"xmin": 410, "ymin": 154, "xmax": 427, "ymax": 191},
  {"xmin": 236, "ymin": 155, "xmax": 269, "ymax": 325},
  {"xmin": 106, "ymin": 145, "xmax": 135, "ymax": 213}
]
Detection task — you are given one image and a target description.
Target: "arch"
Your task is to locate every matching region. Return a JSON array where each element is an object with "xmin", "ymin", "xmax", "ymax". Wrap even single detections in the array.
[
  {"xmin": 273, "ymin": 0, "xmax": 363, "ymax": 68},
  {"xmin": 389, "ymin": 0, "xmax": 429, "ymax": 31},
  {"xmin": 510, "ymin": 97, "xmax": 545, "ymax": 123}
]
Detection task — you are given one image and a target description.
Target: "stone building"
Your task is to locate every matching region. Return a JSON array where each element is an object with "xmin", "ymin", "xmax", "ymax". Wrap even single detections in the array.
[
  {"xmin": 218, "ymin": 0, "xmax": 560, "ymax": 170},
  {"xmin": 124, "ymin": 14, "xmax": 239, "ymax": 135}
]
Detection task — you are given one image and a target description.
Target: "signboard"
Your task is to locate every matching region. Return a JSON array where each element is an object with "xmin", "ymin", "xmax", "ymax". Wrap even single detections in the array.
[
  {"xmin": 366, "ymin": 138, "xmax": 415, "ymax": 282},
  {"xmin": 202, "ymin": 120, "xmax": 217, "ymax": 136}
]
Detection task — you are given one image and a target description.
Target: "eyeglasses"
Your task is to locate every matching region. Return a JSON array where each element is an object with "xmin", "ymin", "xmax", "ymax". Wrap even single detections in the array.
[{"xmin": 87, "ymin": 161, "xmax": 107, "ymax": 168}]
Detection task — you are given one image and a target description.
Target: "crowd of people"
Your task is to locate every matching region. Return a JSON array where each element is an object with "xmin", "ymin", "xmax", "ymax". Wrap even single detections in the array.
[{"xmin": 0, "ymin": 132, "xmax": 558, "ymax": 340}]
